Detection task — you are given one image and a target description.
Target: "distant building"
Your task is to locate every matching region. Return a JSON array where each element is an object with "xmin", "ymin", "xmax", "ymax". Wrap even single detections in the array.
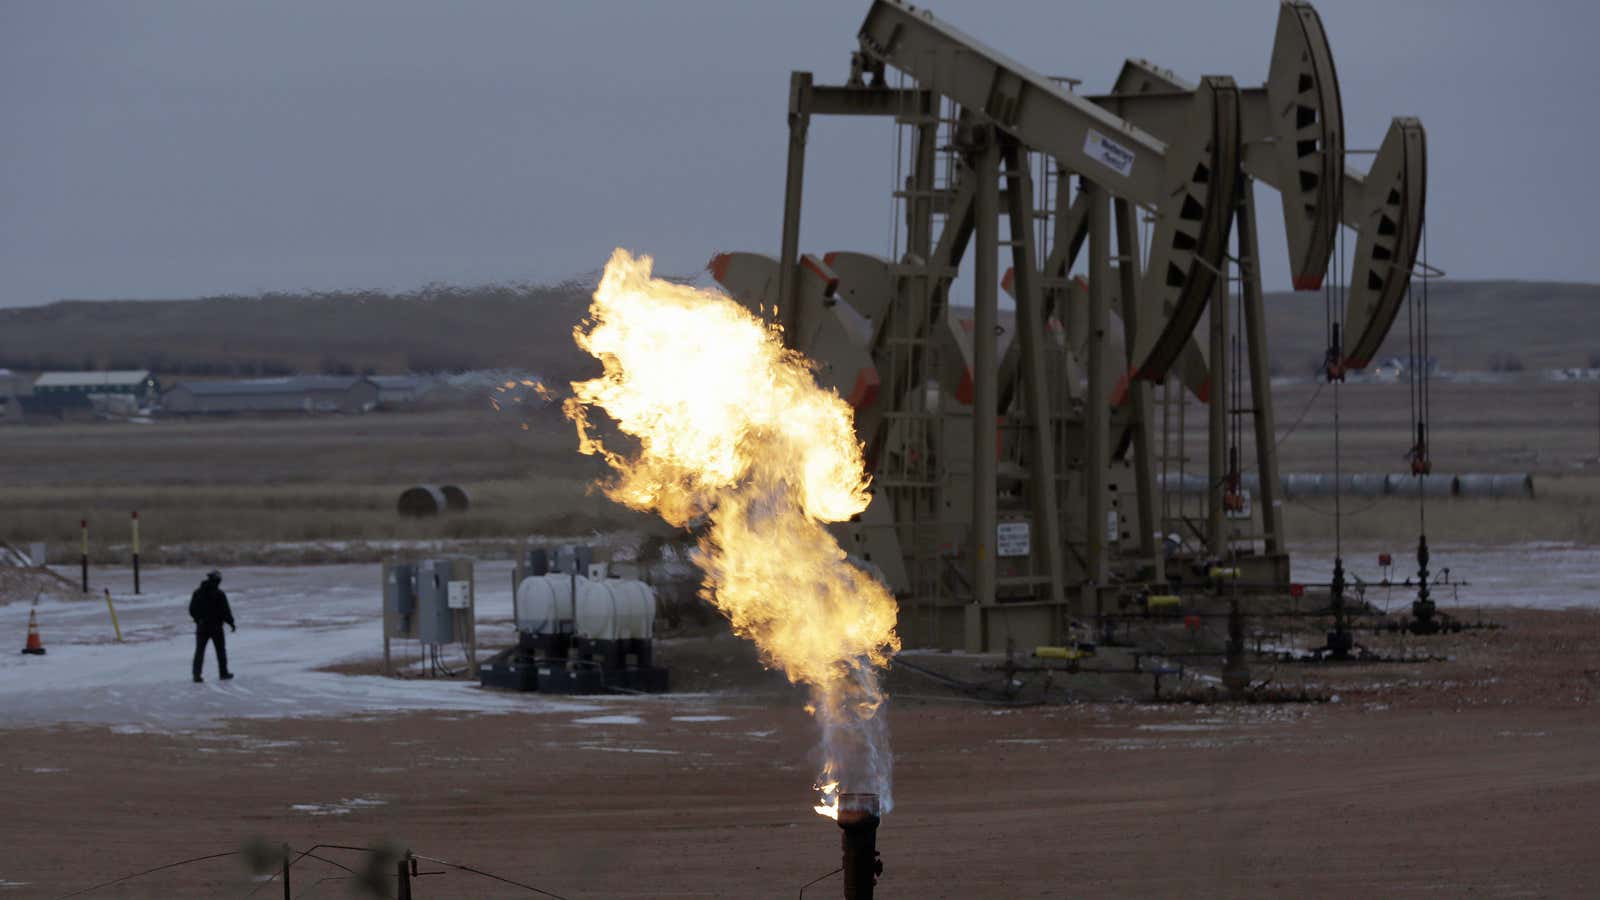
[
  {"xmin": 28, "ymin": 370, "xmax": 160, "ymax": 409},
  {"xmin": 0, "ymin": 370, "xmax": 20, "ymax": 425},
  {"xmin": 369, "ymin": 374, "xmax": 435, "ymax": 406},
  {"xmin": 162, "ymin": 376, "xmax": 379, "ymax": 415}
]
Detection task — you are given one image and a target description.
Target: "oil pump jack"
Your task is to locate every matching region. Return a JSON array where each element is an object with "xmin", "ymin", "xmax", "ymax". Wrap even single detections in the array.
[{"xmin": 711, "ymin": 0, "xmax": 1428, "ymax": 652}]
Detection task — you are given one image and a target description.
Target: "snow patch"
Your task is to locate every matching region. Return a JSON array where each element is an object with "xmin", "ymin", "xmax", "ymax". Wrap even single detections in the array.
[
  {"xmin": 1136, "ymin": 723, "xmax": 1226, "ymax": 732},
  {"xmin": 573, "ymin": 715, "xmax": 644, "ymax": 726},
  {"xmin": 291, "ymin": 797, "xmax": 388, "ymax": 816}
]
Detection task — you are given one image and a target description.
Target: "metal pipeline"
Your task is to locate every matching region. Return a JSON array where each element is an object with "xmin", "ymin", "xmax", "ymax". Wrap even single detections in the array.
[{"xmin": 837, "ymin": 793, "xmax": 882, "ymax": 899}]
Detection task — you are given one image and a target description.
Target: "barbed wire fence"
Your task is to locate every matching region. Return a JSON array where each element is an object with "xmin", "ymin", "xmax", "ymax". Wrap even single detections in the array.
[{"xmin": 52, "ymin": 839, "xmax": 574, "ymax": 900}]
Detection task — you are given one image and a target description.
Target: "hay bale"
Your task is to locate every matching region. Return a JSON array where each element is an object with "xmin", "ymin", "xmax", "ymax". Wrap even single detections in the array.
[
  {"xmin": 397, "ymin": 484, "xmax": 447, "ymax": 518},
  {"xmin": 439, "ymin": 484, "xmax": 471, "ymax": 512}
]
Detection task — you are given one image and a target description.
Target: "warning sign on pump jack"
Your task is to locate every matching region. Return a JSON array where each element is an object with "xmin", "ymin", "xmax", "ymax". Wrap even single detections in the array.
[
  {"xmin": 1084, "ymin": 129, "xmax": 1136, "ymax": 178},
  {"xmin": 997, "ymin": 521, "xmax": 1031, "ymax": 557}
]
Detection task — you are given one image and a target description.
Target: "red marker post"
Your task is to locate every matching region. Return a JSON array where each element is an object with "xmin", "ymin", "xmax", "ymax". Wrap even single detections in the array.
[
  {"xmin": 79, "ymin": 519, "xmax": 89, "ymax": 594},
  {"xmin": 131, "ymin": 511, "xmax": 142, "ymax": 595}
]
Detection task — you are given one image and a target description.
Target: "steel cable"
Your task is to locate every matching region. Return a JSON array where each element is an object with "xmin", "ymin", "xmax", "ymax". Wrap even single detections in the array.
[{"xmin": 54, "ymin": 850, "xmax": 240, "ymax": 899}]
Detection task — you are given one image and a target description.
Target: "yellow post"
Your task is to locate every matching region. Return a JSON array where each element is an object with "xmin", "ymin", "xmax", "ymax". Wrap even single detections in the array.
[{"xmin": 103, "ymin": 588, "xmax": 124, "ymax": 643}]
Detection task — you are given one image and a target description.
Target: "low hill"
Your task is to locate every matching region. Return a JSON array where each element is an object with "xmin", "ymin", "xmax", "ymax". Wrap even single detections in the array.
[
  {"xmin": 0, "ymin": 283, "xmax": 598, "ymax": 382},
  {"xmin": 0, "ymin": 279, "xmax": 1593, "ymax": 380},
  {"xmin": 1257, "ymin": 280, "xmax": 1600, "ymax": 375}
]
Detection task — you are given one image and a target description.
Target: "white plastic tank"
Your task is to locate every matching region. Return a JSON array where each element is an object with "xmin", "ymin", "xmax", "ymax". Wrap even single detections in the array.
[
  {"xmin": 574, "ymin": 578, "xmax": 619, "ymax": 641},
  {"xmin": 607, "ymin": 579, "xmax": 657, "ymax": 640},
  {"xmin": 515, "ymin": 573, "xmax": 585, "ymax": 634},
  {"xmin": 522, "ymin": 573, "xmax": 656, "ymax": 641}
]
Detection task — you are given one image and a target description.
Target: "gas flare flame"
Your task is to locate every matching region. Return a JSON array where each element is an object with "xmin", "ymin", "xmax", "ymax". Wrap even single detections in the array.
[
  {"xmin": 814, "ymin": 780, "xmax": 841, "ymax": 820},
  {"xmin": 566, "ymin": 249, "xmax": 901, "ymax": 816}
]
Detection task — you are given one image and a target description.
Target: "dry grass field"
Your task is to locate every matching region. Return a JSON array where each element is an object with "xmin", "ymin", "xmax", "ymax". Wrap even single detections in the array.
[
  {"xmin": 1158, "ymin": 377, "xmax": 1600, "ymax": 544},
  {"xmin": 3, "ymin": 377, "xmax": 1598, "ymax": 564},
  {"xmin": 0, "ymin": 405, "xmax": 656, "ymax": 564}
]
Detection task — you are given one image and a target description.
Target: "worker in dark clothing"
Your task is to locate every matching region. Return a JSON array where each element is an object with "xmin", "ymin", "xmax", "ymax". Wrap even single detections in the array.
[{"xmin": 190, "ymin": 570, "xmax": 235, "ymax": 682}]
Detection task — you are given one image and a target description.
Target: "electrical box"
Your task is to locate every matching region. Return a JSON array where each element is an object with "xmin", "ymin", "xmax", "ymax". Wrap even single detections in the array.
[
  {"xmin": 382, "ymin": 557, "xmax": 476, "ymax": 675},
  {"xmin": 415, "ymin": 560, "xmax": 455, "ymax": 644},
  {"xmin": 554, "ymin": 545, "xmax": 593, "ymax": 576},
  {"xmin": 385, "ymin": 563, "xmax": 416, "ymax": 619},
  {"xmin": 381, "ymin": 561, "xmax": 419, "ymax": 640}
]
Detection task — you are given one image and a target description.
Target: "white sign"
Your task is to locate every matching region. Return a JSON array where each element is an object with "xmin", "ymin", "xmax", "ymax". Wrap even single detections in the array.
[
  {"xmin": 446, "ymin": 580, "xmax": 472, "ymax": 609},
  {"xmin": 1107, "ymin": 510, "xmax": 1120, "ymax": 543},
  {"xmin": 997, "ymin": 521, "xmax": 1031, "ymax": 557},
  {"xmin": 1084, "ymin": 128, "xmax": 1136, "ymax": 178}
]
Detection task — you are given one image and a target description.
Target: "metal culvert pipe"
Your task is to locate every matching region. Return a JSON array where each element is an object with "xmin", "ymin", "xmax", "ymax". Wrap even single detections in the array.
[
  {"xmin": 397, "ymin": 484, "xmax": 447, "ymax": 517},
  {"xmin": 1455, "ymin": 473, "xmax": 1534, "ymax": 498},
  {"xmin": 1282, "ymin": 473, "xmax": 1407, "ymax": 497},
  {"xmin": 1281, "ymin": 473, "xmax": 1327, "ymax": 498},
  {"xmin": 1157, "ymin": 473, "xmax": 1209, "ymax": 494},
  {"xmin": 1346, "ymin": 473, "xmax": 1390, "ymax": 497},
  {"xmin": 1385, "ymin": 474, "xmax": 1460, "ymax": 497}
]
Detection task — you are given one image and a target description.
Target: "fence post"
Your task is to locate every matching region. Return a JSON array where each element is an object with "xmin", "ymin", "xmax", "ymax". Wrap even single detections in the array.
[
  {"xmin": 396, "ymin": 851, "xmax": 413, "ymax": 900},
  {"xmin": 80, "ymin": 519, "xmax": 89, "ymax": 593},
  {"xmin": 131, "ymin": 511, "xmax": 142, "ymax": 595}
]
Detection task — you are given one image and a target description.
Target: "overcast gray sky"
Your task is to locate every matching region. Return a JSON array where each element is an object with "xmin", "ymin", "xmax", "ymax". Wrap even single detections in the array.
[{"xmin": 1, "ymin": 1, "xmax": 1593, "ymax": 307}]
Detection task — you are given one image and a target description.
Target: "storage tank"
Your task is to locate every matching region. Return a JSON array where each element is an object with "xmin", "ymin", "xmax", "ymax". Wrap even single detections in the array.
[
  {"xmin": 516, "ymin": 572, "xmax": 657, "ymax": 641},
  {"xmin": 608, "ymin": 579, "xmax": 657, "ymax": 640},
  {"xmin": 515, "ymin": 576, "xmax": 569, "ymax": 634}
]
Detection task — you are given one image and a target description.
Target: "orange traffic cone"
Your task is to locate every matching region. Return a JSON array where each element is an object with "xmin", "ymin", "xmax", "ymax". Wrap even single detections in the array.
[{"xmin": 21, "ymin": 609, "xmax": 46, "ymax": 655}]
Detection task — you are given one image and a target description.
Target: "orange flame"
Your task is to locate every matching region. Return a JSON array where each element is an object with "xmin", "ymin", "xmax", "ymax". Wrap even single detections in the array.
[
  {"xmin": 567, "ymin": 249, "xmax": 900, "ymax": 817},
  {"xmin": 813, "ymin": 780, "xmax": 841, "ymax": 820}
]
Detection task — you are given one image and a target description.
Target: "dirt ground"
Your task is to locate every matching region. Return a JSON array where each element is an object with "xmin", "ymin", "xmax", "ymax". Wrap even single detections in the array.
[{"xmin": 4, "ymin": 607, "xmax": 1598, "ymax": 899}]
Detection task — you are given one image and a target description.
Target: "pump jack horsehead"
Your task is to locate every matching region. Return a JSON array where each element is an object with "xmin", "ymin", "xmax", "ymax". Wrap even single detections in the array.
[{"xmin": 710, "ymin": 0, "xmax": 1426, "ymax": 654}]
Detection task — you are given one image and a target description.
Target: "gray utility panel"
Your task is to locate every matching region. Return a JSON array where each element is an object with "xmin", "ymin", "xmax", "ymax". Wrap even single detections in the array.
[
  {"xmin": 384, "ymin": 563, "xmax": 417, "ymax": 634},
  {"xmin": 415, "ymin": 559, "xmax": 473, "ymax": 645}
]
